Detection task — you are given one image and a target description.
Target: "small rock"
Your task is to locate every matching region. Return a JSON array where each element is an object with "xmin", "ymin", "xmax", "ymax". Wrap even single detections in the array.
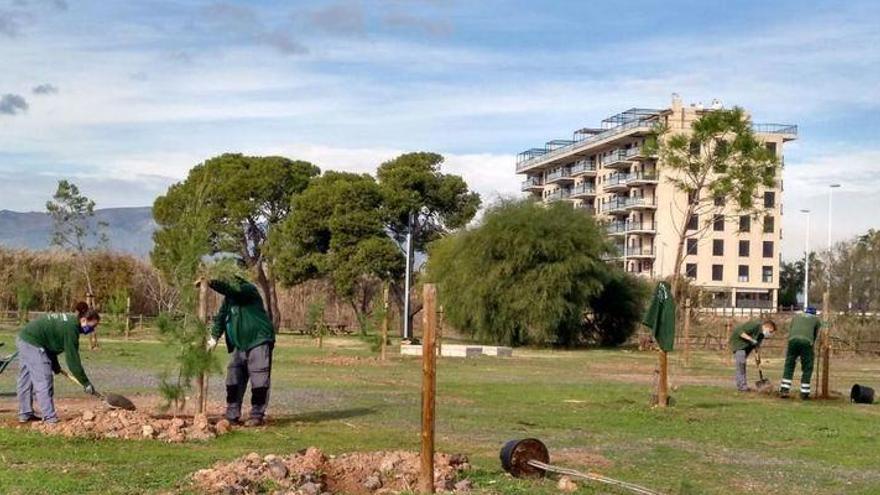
[
  {"xmin": 363, "ymin": 474, "xmax": 383, "ymax": 491},
  {"xmin": 245, "ymin": 452, "xmax": 262, "ymax": 464},
  {"xmin": 557, "ymin": 476, "xmax": 577, "ymax": 493},
  {"xmin": 267, "ymin": 461, "xmax": 289, "ymax": 480},
  {"xmin": 216, "ymin": 419, "xmax": 231, "ymax": 435},
  {"xmin": 82, "ymin": 421, "xmax": 95, "ymax": 430},
  {"xmin": 298, "ymin": 481, "xmax": 321, "ymax": 495},
  {"xmin": 194, "ymin": 413, "xmax": 209, "ymax": 431},
  {"xmin": 142, "ymin": 425, "xmax": 155, "ymax": 438},
  {"xmin": 171, "ymin": 417, "xmax": 185, "ymax": 428},
  {"xmin": 454, "ymin": 480, "xmax": 473, "ymax": 492},
  {"xmin": 264, "ymin": 454, "xmax": 279, "ymax": 463},
  {"xmin": 82, "ymin": 410, "xmax": 96, "ymax": 421}
]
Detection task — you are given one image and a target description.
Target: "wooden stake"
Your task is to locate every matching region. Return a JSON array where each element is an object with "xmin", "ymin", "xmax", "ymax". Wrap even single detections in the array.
[
  {"xmin": 723, "ymin": 321, "xmax": 733, "ymax": 366},
  {"xmin": 437, "ymin": 305, "xmax": 444, "ymax": 357},
  {"xmin": 86, "ymin": 292, "xmax": 98, "ymax": 350},
  {"xmin": 821, "ymin": 291, "xmax": 831, "ymax": 399},
  {"xmin": 683, "ymin": 298, "xmax": 691, "ymax": 367},
  {"xmin": 420, "ymin": 284, "xmax": 437, "ymax": 494},
  {"xmin": 124, "ymin": 296, "xmax": 131, "ymax": 339},
  {"xmin": 197, "ymin": 279, "xmax": 209, "ymax": 415},
  {"xmin": 381, "ymin": 283, "xmax": 389, "ymax": 361},
  {"xmin": 657, "ymin": 350, "xmax": 668, "ymax": 408}
]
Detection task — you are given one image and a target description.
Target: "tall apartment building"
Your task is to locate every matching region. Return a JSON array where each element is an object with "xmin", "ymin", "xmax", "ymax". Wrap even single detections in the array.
[{"xmin": 516, "ymin": 95, "xmax": 797, "ymax": 309}]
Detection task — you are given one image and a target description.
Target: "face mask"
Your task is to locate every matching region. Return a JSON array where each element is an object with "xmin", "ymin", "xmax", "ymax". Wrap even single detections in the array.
[
  {"xmin": 80, "ymin": 324, "xmax": 95, "ymax": 335},
  {"xmin": 763, "ymin": 330, "xmax": 773, "ymax": 337}
]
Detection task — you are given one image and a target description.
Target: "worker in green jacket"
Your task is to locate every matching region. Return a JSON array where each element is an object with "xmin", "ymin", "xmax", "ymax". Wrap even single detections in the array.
[
  {"xmin": 16, "ymin": 302, "xmax": 100, "ymax": 423},
  {"xmin": 729, "ymin": 319, "xmax": 777, "ymax": 391},
  {"xmin": 780, "ymin": 307, "xmax": 823, "ymax": 399},
  {"xmin": 207, "ymin": 276, "xmax": 275, "ymax": 426}
]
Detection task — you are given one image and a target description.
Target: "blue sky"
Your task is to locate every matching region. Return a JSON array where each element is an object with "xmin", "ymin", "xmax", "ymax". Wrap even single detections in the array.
[{"xmin": 1, "ymin": 0, "xmax": 879, "ymax": 259}]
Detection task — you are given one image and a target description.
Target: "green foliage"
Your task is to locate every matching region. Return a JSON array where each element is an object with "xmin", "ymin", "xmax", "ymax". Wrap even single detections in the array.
[
  {"xmin": 583, "ymin": 272, "xmax": 651, "ymax": 346},
  {"xmin": 269, "ymin": 171, "xmax": 404, "ymax": 324},
  {"xmin": 45, "ymin": 179, "xmax": 108, "ymax": 295},
  {"xmin": 15, "ymin": 283, "xmax": 35, "ymax": 324},
  {"xmin": 377, "ymin": 152, "xmax": 481, "ymax": 250},
  {"xmin": 426, "ymin": 199, "xmax": 613, "ymax": 346},
  {"xmin": 305, "ymin": 297, "xmax": 328, "ymax": 344},
  {"xmin": 155, "ymin": 313, "xmax": 219, "ymax": 411},
  {"xmin": 104, "ymin": 289, "xmax": 129, "ymax": 335},
  {"xmin": 152, "ymin": 153, "xmax": 320, "ymax": 326}
]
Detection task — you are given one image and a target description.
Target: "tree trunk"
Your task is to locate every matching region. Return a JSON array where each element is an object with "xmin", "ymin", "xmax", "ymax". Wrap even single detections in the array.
[{"xmin": 254, "ymin": 262, "xmax": 280, "ymax": 330}]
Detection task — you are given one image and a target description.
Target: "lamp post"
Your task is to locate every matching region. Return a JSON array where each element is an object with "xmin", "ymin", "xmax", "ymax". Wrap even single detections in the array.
[
  {"xmin": 801, "ymin": 209, "xmax": 811, "ymax": 310},
  {"xmin": 827, "ymin": 184, "xmax": 841, "ymax": 285}
]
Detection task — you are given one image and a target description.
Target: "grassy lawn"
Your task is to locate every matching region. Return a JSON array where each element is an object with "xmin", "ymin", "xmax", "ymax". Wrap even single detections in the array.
[{"xmin": 1, "ymin": 329, "xmax": 879, "ymax": 494}]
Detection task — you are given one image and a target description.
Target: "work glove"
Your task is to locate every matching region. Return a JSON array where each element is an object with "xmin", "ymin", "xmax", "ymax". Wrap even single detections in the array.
[
  {"xmin": 84, "ymin": 384, "xmax": 98, "ymax": 396},
  {"xmin": 206, "ymin": 336, "xmax": 218, "ymax": 351}
]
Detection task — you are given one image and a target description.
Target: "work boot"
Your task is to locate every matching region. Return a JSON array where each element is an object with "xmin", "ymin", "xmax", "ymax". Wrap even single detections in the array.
[
  {"xmin": 801, "ymin": 393, "xmax": 811, "ymax": 401},
  {"xmin": 18, "ymin": 414, "xmax": 41, "ymax": 423},
  {"xmin": 779, "ymin": 390, "xmax": 790, "ymax": 399},
  {"xmin": 244, "ymin": 417, "xmax": 265, "ymax": 427}
]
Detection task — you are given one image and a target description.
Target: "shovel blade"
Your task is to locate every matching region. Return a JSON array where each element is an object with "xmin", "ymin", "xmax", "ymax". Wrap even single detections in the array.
[{"xmin": 104, "ymin": 393, "xmax": 137, "ymax": 411}]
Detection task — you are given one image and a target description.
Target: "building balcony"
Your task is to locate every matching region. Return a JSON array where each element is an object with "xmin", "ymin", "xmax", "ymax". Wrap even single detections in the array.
[
  {"xmin": 607, "ymin": 221, "xmax": 627, "ymax": 236},
  {"xmin": 625, "ymin": 171, "xmax": 659, "ymax": 186},
  {"xmin": 576, "ymin": 203, "xmax": 595, "ymax": 215},
  {"xmin": 521, "ymin": 176, "xmax": 543, "ymax": 192},
  {"xmin": 545, "ymin": 188, "xmax": 572, "ymax": 202},
  {"xmin": 600, "ymin": 149, "xmax": 634, "ymax": 169},
  {"xmin": 624, "ymin": 196, "xmax": 657, "ymax": 210},
  {"xmin": 545, "ymin": 167, "xmax": 574, "ymax": 184},
  {"xmin": 624, "ymin": 146, "xmax": 656, "ymax": 161},
  {"xmin": 626, "ymin": 220, "xmax": 657, "ymax": 234},
  {"xmin": 625, "ymin": 245, "xmax": 655, "ymax": 258},
  {"xmin": 570, "ymin": 159, "xmax": 597, "ymax": 177},
  {"xmin": 752, "ymin": 123, "xmax": 798, "ymax": 142},
  {"xmin": 599, "ymin": 197, "xmax": 629, "ymax": 215},
  {"xmin": 570, "ymin": 182, "xmax": 596, "ymax": 199},
  {"xmin": 602, "ymin": 173, "xmax": 630, "ymax": 192}
]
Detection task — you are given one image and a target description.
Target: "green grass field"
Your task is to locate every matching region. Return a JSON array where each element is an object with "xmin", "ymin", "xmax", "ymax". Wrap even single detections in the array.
[{"xmin": 1, "ymin": 329, "xmax": 879, "ymax": 495}]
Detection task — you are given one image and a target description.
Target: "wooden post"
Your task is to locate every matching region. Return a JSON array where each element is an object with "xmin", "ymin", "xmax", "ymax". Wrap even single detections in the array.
[
  {"xmin": 420, "ymin": 284, "xmax": 437, "ymax": 494},
  {"xmin": 124, "ymin": 296, "xmax": 131, "ymax": 339},
  {"xmin": 437, "ymin": 305, "xmax": 444, "ymax": 357},
  {"xmin": 821, "ymin": 291, "xmax": 831, "ymax": 399},
  {"xmin": 86, "ymin": 292, "xmax": 98, "ymax": 350},
  {"xmin": 683, "ymin": 298, "xmax": 691, "ymax": 367},
  {"xmin": 657, "ymin": 350, "xmax": 669, "ymax": 408},
  {"xmin": 381, "ymin": 283, "xmax": 390, "ymax": 361},
  {"xmin": 197, "ymin": 279, "xmax": 209, "ymax": 415},
  {"xmin": 723, "ymin": 321, "xmax": 733, "ymax": 366}
]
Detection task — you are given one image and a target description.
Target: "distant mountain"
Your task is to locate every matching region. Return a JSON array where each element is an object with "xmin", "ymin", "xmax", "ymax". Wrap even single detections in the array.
[{"xmin": 0, "ymin": 207, "xmax": 156, "ymax": 257}]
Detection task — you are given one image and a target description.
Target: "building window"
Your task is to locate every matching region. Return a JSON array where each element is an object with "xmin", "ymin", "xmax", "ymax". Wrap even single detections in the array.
[
  {"xmin": 764, "ymin": 191, "xmax": 776, "ymax": 209},
  {"xmin": 739, "ymin": 240, "xmax": 750, "ymax": 257},
  {"xmin": 686, "ymin": 238, "xmax": 697, "ymax": 255},
  {"xmin": 763, "ymin": 215, "xmax": 775, "ymax": 233},
  {"xmin": 766, "ymin": 142, "xmax": 777, "ymax": 155},
  {"xmin": 738, "ymin": 265, "xmax": 749, "ymax": 282},
  {"xmin": 714, "ymin": 195, "xmax": 724, "ymax": 206},
  {"xmin": 712, "ymin": 264, "xmax": 723, "ymax": 281},
  {"xmin": 763, "ymin": 241, "xmax": 774, "ymax": 258},
  {"xmin": 762, "ymin": 266, "xmax": 773, "ymax": 283},
  {"xmin": 739, "ymin": 215, "xmax": 750, "ymax": 232},
  {"xmin": 713, "ymin": 239, "xmax": 724, "ymax": 256},
  {"xmin": 687, "ymin": 214, "xmax": 698, "ymax": 231},
  {"xmin": 713, "ymin": 215, "xmax": 724, "ymax": 232},
  {"xmin": 686, "ymin": 263, "xmax": 697, "ymax": 279}
]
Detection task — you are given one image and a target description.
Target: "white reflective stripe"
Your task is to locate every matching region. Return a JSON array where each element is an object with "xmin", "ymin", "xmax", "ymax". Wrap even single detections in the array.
[
  {"xmin": 780, "ymin": 383, "xmax": 791, "ymax": 389},
  {"xmin": 781, "ymin": 379, "xmax": 792, "ymax": 384}
]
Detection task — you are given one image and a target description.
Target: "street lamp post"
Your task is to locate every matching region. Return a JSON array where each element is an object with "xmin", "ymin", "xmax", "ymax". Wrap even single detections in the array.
[
  {"xmin": 827, "ymin": 184, "xmax": 841, "ymax": 286},
  {"xmin": 801, "ymin": 209, "xmax": 811, "ymax": 310}
]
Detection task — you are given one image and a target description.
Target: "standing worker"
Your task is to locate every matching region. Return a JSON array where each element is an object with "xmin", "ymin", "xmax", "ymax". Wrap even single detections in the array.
[
  {"xmin": 207, "ymin": 275, "xmax": 275, "ymax": 426},
  {"xmin": 16, "ymin": 302, "xmax": 100, "ymax": 423},
  {"xmin": 780, "ymin": 307, "xmax": 823, "ymax": 399},
  {"xmin": 729, "ymin": 319, "xmax": 776, "ymax": 392}
]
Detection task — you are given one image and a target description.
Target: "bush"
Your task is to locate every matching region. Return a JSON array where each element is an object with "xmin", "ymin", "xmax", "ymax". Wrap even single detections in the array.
[{"xmin": 583, "ymin": 272, "xmax": 650, "ymax": 346}]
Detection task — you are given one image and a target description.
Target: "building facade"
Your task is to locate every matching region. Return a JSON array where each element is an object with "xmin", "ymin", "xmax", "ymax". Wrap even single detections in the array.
[{"xmin": 516, "ymin": 95, "xmax": 797, "ymax": 309}]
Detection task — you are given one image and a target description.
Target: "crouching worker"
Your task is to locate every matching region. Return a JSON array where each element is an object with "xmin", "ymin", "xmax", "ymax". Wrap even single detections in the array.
[
  {"xmin": 207, "ymin": 276, "xmax": 275, "ymax": 427},
  {"xmin": 729, "ymin": 319, "xmax": 776, "ymax": 392},
  {"xmin": 16, "ymin": 302, "xmax": 100, "ymax": 423},
  {"xmin": 780, "ymin": 307, "xmax": 823, "ymax": 399}
]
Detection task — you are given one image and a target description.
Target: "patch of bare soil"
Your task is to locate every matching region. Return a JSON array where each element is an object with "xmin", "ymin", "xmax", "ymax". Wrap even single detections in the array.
[
  {"xmin": 191, "ymin": 447, "xmax": 473, "ymax": 494},
  {"xmin": 28, "ymin": 409, "xmax": 233, "ymax": 442},
  {"xmin": 308, "ymin": 355, "xmax": 388, "ymax": 367},
  {"xmin": 551, "ymin": 448, "xmax": 613, "ymax": 471}
]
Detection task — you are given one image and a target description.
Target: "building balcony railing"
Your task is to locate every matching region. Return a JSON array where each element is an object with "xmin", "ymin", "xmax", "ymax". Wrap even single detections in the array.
[
  {"xmin": 625, "ymin": 245, "xmax": 655, "ymax": 257},
  {"xmin": 576, "ymin": 203, "xmax": 596, "ymax": 215},
  {"xmin": 570, "ymin": 159, "xmax": 597, "ymax": 176},
  {"xmin": 607, "ymin": 221, "xmax": 627, "ymax": 235},
  {"xmin": 752, "ymin": 123, "xmax": 798, "ymax": 136},
  {"xmin": 602, "ymin": 173, "xmax": 630, "ymax": 191},
  {"xmin": 599, "ymin": 197, "xmax": 629, "ymax": 214},
  {"xmin": 545, "ymin": 188, "xmax": 572, "ymax": 202},
  {"xmin": 521, "ymin": 176, "xmax": 543, "ymax": 191},
  {"xmin": 545, "ymin": 167, "xmax": 573, "ymax": 183},
  {"xmin": 625, "ymin": 220, "xmax": 657, "ymax": 233},
  {"xmin": 516, "ymin": 118, "xmax": 658, "ymax": 172},
  {"xmin": 570, "ymin": 182, "xmax": 596, "ymax": 198},
  {"xmin": 624, "ymin": 196, "xmax": 657, "ymax": 209},
  {"xmin": 625, "ymin": 171, "xmax": 659, "ymax": 185},
  {"xmin": 600, "ymin": 150, "xmax": 632, "ymax": 168}
]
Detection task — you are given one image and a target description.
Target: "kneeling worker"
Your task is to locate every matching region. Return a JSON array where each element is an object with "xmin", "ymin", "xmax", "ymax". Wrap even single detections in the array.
[
  {"xmin": 780, "ymin": 307, "xmax": 823, "ymax": 399},
  {"xmin": 207, "ymin": 275, "xmax": 275, "ymax": 426},
  {"xmin": 729, "ymin": 318, "xmax": 776, "ymax": 392},
  {"xmin": 16, "ymin": 302, "xmax": 100, "ymax": 423}
]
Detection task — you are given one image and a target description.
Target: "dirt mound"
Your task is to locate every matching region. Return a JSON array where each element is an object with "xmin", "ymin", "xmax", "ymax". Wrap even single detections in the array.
[
  {"xmin": 29, "ymin": 410, "xmax": 232, "ymax": 442},
  {"xmin": 192, "ymin": 447, "xmax": 473, "ymax": 494}
]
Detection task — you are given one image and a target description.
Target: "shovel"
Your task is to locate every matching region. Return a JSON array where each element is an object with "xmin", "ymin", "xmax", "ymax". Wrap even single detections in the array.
[
  {"xmin": 754, "ymin": 351, "xmax": 771, "ymax": 390},
  {"xmin": 60, "ymin": 370, "xmax": 137, "ymax": 411}
]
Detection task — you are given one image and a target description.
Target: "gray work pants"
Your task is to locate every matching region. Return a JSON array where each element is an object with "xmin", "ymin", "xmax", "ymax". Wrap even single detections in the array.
[
  {"xmin": 734, "ymin": 349, "xmax": 750, "ymax": 391},
  {"xmin": 16, "ymin": 337, "xmax": 58, "ymax": 422},
  {"xmin": 225, "ymin": 342, "xmax": 273, "ymax": 421}
]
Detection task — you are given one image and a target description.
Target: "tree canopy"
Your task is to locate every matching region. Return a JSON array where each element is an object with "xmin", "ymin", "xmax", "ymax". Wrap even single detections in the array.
[
  {"xmin": 426, "ymin": 199, "xmax": 620, "ymax": 346},
  {"xmin": 152, "ymin": 153, "xmax": 319, "ymax": 326}
]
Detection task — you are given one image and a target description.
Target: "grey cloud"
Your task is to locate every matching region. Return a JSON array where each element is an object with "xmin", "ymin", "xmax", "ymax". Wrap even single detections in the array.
[
  {"xmin": 308, "ymin": 1, "xmax": 366, "ymax": 36},
  {"xmin": 0, "ymin": 94, "xmax": 29, "ymax": 115},
  {"xmin": 202, "ymin": 2, "xmax": 308, "ymax": 56},
  {"xmin": 382, "ymin": 11, "xmax": 452, "ymax": 37},
  {"xmin": 32, "ymin": 83, "xmax": 58, "ymax": 95}
]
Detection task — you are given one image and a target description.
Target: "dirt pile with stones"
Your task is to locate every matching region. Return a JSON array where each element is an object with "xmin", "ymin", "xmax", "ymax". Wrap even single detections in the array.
[
  {"xmin": 191, "ymin": 447, "xmax": 473, "ymax": 494},
  {"xmin": 29, "ymin": 410, "xmax": 232, "ymax": 442}
]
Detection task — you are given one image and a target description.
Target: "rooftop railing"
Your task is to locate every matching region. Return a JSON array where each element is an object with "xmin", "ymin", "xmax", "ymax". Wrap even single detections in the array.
[{"xmin": 752, "ymin": 123, "xmax": 798, "ymax": 135}]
